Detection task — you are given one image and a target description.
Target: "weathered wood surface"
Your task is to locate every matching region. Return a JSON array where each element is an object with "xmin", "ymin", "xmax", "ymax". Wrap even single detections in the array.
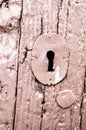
[
  {"xmin": 0, "ymin": 0, "xmax": 86, "ymax": 130},
  {"xmin": 0, "ymin": 0, "xmax": 22, "ymax": 130}
]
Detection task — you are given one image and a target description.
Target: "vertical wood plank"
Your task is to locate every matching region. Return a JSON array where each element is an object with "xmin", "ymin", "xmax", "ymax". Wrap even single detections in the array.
[
  {"xmin": 58, "ymin": 0, "xmax": 86, "ymax": 129},
  {"xmin": 41, "ymin": 0, "xmax": 70, "ymax": 129},
  {"xmin": 41, "ymin": 0, "xmax": 86, "ymax": 130},
  {"xmin": 0, "ymin": 0, "xmax": 22, "ymax": 130},
  {"xmin": 14, "ymin": 0, "xmax": 44, "ymax": 130}
]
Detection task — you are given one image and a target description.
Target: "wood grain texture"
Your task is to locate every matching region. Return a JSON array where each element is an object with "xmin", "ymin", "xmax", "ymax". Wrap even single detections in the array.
[
  {"xmin": 0, "ymin": 0, "xmax": 86, "ymax": 130},
  {"xmin": 0, "ymin": 0, "xmax": 22, "ymax": 130},
  {"xmin": 14, "ymin": 0, "xmax": 86, "ymax": 130},
  {"xmin": 14, "ymin": 0, "xmax": 43, "ymax": 130}
]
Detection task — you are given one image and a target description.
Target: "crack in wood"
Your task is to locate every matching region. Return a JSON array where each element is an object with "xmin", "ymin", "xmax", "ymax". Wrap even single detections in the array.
[
  {"xmin": 61, "ymin": 0, "xmax": 63, "ymax": 7},
  {"xmin": 19, "ymin": 47, "xmax": 32, "ymax": 64},
  {"xmin": 40, "ymin": 17, "xmax": 43, "ymax": 35},
  {"xmin": 12, "ymin": 0, "xmax": 23, "ymax": 130},
  {"xmin": 57, "ymin": 0, "xmax": 63, "ymax": 34},
  {"xmin": 40, "ymin": 87, "xmax": 46, "ymax": 130},
  {"xmin": 65, "ymin": 0, "xmax": 70, "ymax": 38},
  {"xmin": 57, "ymin": 6, "xmax": 60, "ymax": 34},
  {"xmin": 70, "ymin": 107, "xmax": 74, "ymax": 130},
  {"xmin": 80, "ymin": 67, "xmax": 86, "ymax": 130}
]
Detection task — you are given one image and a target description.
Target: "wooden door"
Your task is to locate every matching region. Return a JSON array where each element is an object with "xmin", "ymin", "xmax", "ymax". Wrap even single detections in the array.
[{"xmin": 0, "ymin": 0, "xmax": 86, "ymax": 130}]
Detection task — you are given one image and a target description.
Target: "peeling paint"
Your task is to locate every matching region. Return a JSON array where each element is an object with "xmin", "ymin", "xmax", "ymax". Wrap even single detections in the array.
[{"xmin": 36, "ymin": 91, "xmax": 43, "ymax": 99}]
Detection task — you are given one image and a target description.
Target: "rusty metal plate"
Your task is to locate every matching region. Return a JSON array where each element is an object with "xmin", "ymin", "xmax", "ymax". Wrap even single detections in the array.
[{"xmin": 31, "ymin": 33, "xmax": 69, "ymax": 85}]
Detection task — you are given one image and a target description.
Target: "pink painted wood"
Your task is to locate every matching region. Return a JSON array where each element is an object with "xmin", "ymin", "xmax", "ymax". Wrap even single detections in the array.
[{"xmin": 0, "ymin": 0, "xmax": 86, "ymax": 130}]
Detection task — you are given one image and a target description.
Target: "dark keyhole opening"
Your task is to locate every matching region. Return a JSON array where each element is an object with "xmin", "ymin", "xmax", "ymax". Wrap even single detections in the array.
[{"xmin": 47, "ymin": 50, "xmax": 55, "ymax": 71}]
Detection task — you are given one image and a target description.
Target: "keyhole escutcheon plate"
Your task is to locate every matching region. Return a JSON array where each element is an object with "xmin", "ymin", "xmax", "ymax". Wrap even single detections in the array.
[{"xmin": 31, "ymin": 33, "xmax": 69, "ymax": 85}]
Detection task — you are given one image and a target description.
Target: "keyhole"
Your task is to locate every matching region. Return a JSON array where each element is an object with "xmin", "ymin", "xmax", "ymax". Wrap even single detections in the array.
[{"xmin": 47, "ymin": 50, "xmax": 55, "ymax": 71}]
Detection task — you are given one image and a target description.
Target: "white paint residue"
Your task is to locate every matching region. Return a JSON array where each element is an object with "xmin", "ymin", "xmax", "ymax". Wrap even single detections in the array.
[
  {"xmin": 0, "ymin": 34, "xmax": 17, "ymax": 64},
  {"xmin": 1, "ymin": 8, "xmax": 10, "ymax": 25},
  {"xmin": 0, "ymin": 51, "xmax": 17, "ymax": 64},
  {"xmin": 54, "ymin": 66, "xmax": 60, "ymax": 84},
  {"xmin": 10, "ymin": 4, "xmax": 21, "ymax": 17},
  {"xmin": 35, "ymin": 92, "xmax": 43, "ymax": 99}
]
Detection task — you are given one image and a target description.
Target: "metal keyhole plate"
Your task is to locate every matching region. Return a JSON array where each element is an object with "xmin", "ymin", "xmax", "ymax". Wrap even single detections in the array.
[{"xmin": 31, "ymin": 33, "xmax": 69, "ymax": 85}]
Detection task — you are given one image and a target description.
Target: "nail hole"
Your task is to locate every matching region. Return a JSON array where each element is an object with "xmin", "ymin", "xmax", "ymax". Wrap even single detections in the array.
[{"xmin": 4, "ymin": 30, "xmax": 6, "ymax": 33}]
